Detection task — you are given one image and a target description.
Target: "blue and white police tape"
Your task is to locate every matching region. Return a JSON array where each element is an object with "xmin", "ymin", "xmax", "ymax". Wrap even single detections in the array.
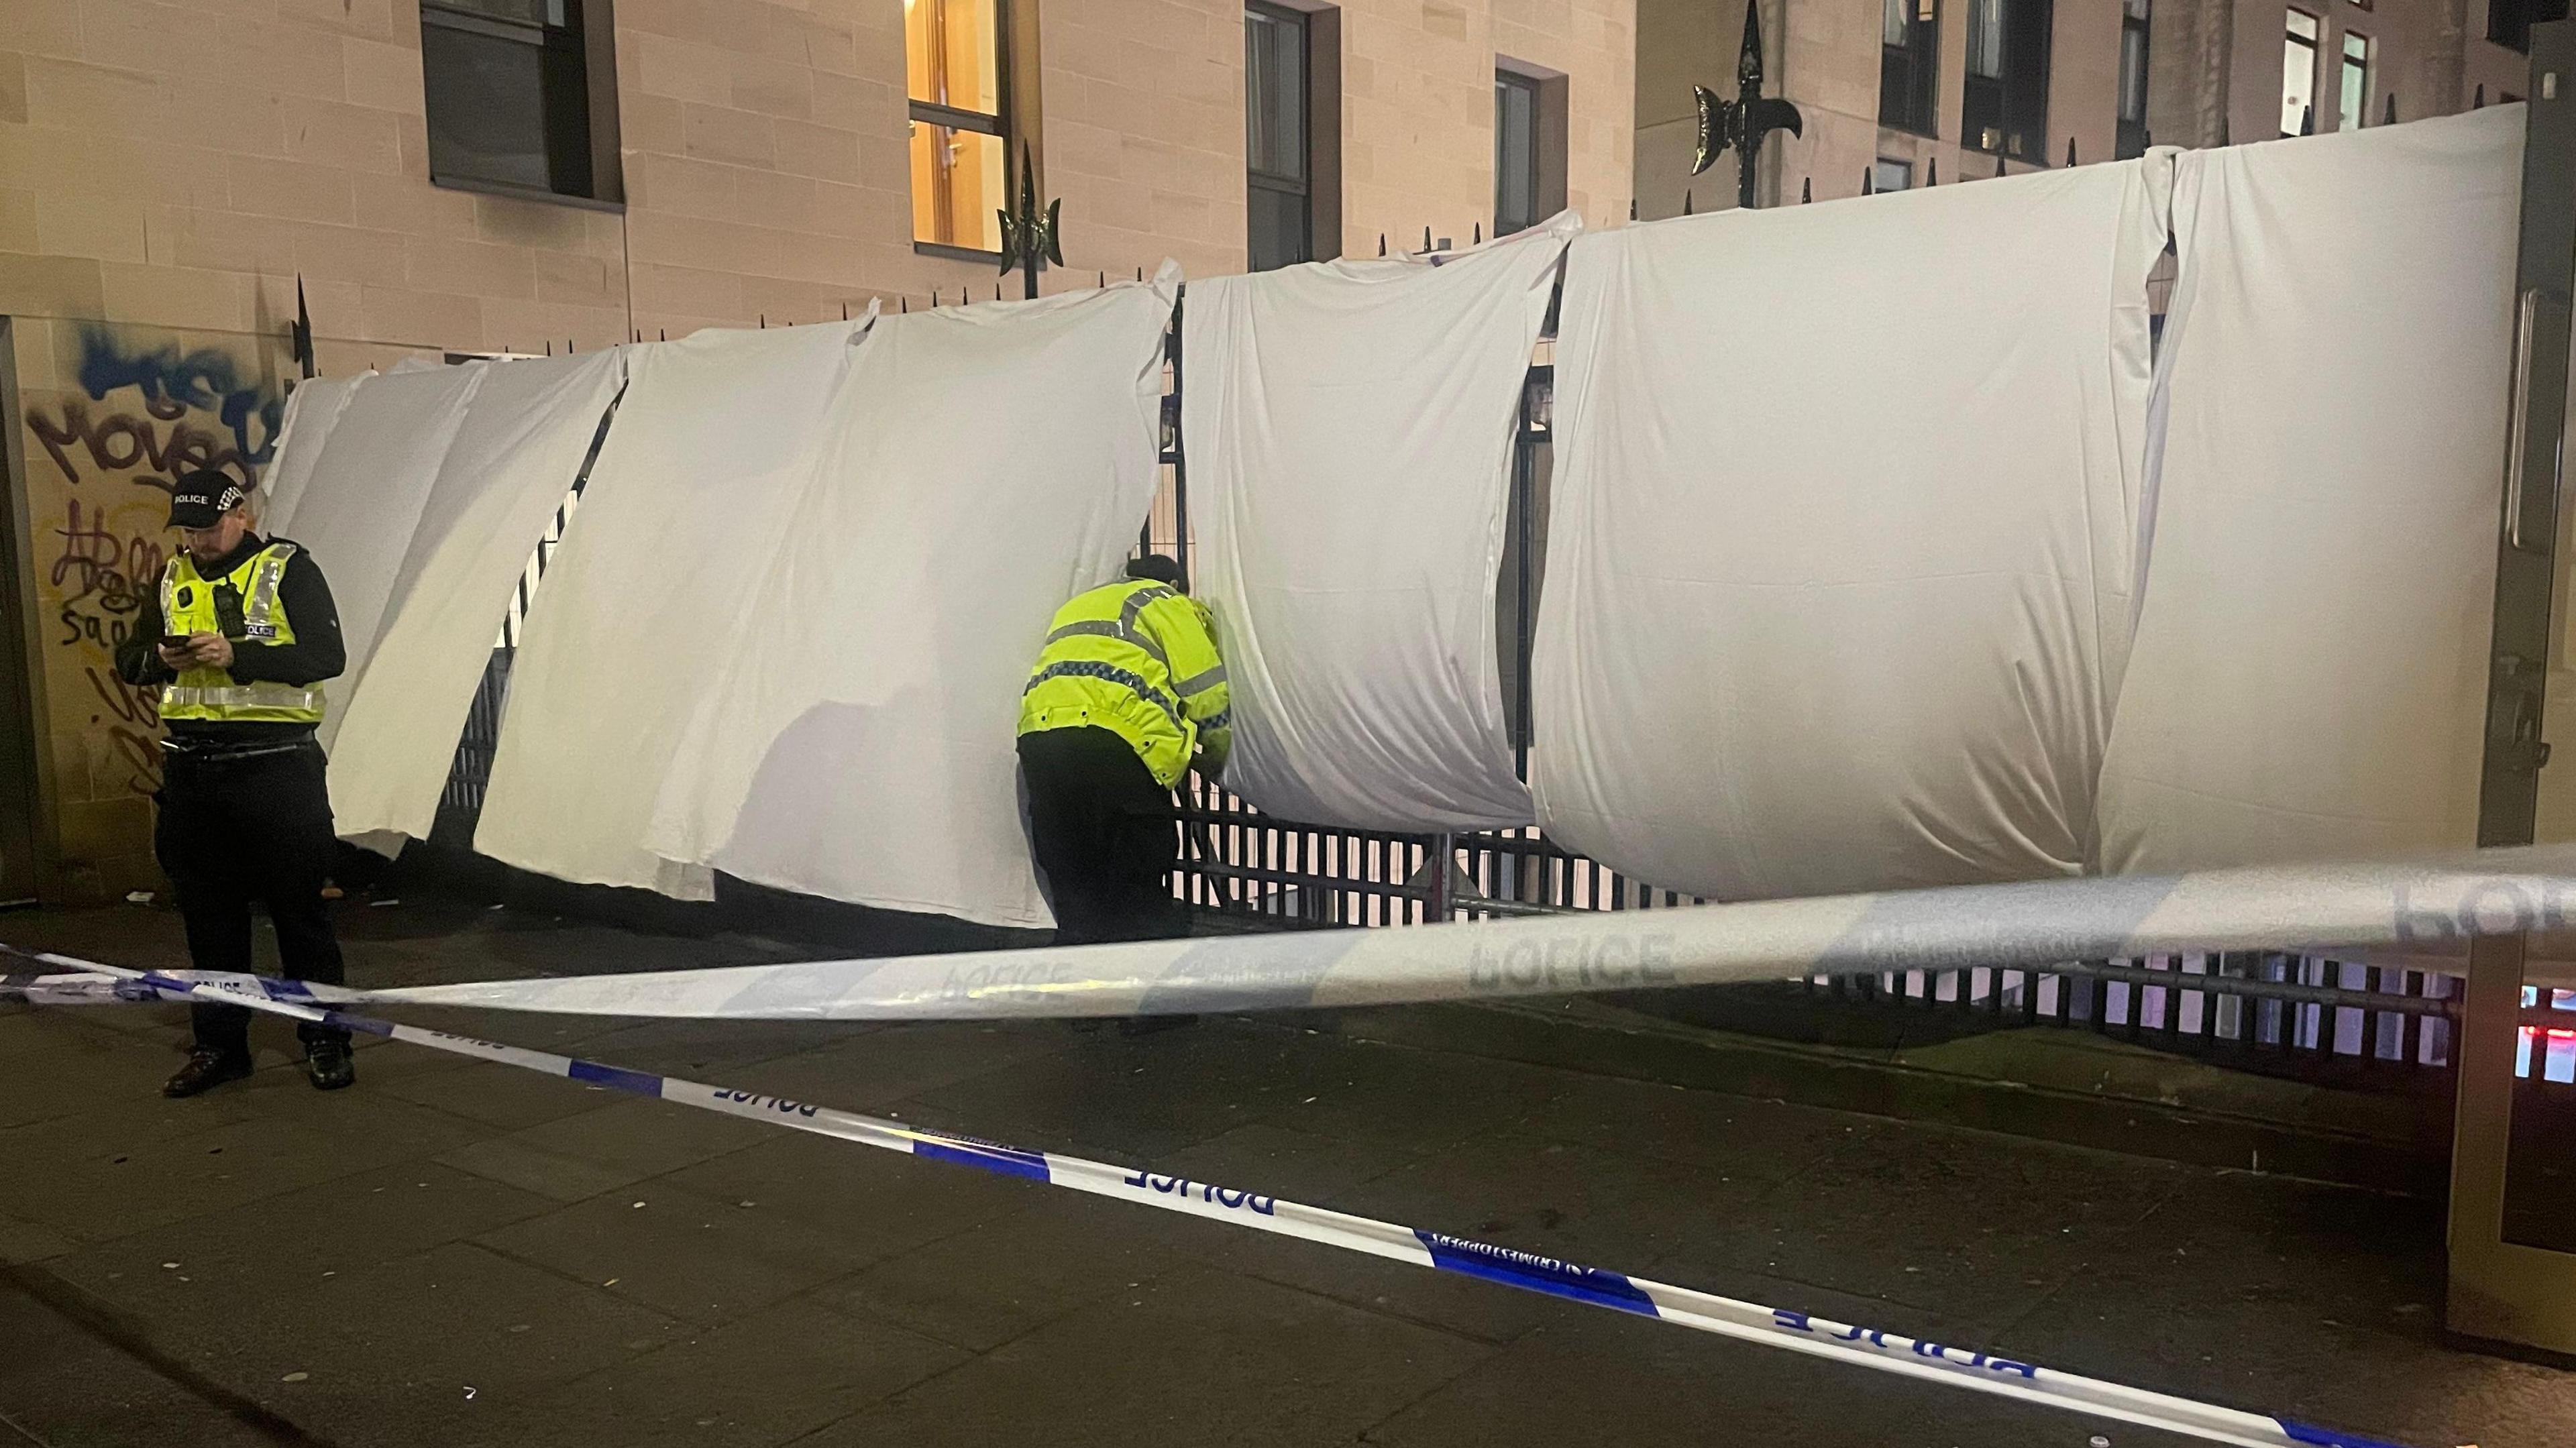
[
  {"xmin": 7, "ymin": 945, "xmax": 2407, "ymax": 1448},
  {"xmin": 24, "ymin": 844, "xmax": 2575, "ymax": 1026}
]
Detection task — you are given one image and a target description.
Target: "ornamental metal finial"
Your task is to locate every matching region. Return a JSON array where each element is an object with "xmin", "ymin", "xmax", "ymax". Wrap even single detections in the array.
[
  {"xmin": 996, "ymin": 144, "xmax": 1063, "ymax": 300},
  {"xmin": 1690, "ymin": 3, "xmax": 1803, "ymax": 210}
]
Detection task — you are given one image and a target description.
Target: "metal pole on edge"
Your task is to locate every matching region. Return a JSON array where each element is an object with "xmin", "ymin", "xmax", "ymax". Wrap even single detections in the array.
[{"xmin": 2448, "ymin": 18, "xmax": 2576, "ymax": 1360}]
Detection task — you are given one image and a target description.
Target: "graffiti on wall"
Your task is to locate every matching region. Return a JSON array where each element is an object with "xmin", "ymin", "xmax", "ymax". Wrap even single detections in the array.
[{"xmin": 21, "ymin": 323, "xmax": 286, "ymax": 801}]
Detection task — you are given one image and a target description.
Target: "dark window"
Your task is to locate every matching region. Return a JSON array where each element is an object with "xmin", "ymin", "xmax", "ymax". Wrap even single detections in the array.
[
  {"xmin": 1880, "ymin": 0, "xmax": 1939, "ymax": 137},
  {"xmin": 1246, "ymin": 3, "xmax": 1312, "ymax": 271},
  {"xmin": 1495, "ymin": 70, "xmax": 1542, "ymax": 235},
  {"xmin": 1495, "ymin": 60, "xmax": 1566, "ymax": 238},
  {"xmin": 2117, "ymin": 0, "xmax": 2150, "ymax": 158},
  {"xmin": 2491, "ymin": 0, "xmax": 2571, "ymax": 53},
  {"xmin": 908, "ymin": 0, "xmax": 1010, "ymax": 254},
  {"xmin": 1961, "ymin": 0, "xmax": 2052, "ymax": 164},
  {"xmin": 421, "ymin": 0, "xmax": 614, "ymax": 203}
]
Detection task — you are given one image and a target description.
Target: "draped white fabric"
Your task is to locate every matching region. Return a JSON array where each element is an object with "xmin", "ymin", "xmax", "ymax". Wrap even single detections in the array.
[
  {"xmin": 1532, "ymin": 162, "xmax": 2169, "ymax": 902},
  {"xmin": 476, "ymin": 321, "xmax": 869, "ymax": 898},
  {"xmin": 644, "ymin": 278, "xmax": 1177, "ymax": 928},
  {"xmin": 258, "ymin": 372, "xmax": 370, "ymax": 530},
  {"xmin": 273, "ymin": 364, "xmax": 488, "ymax": 753},
  {"xmin": 1190, "ymin": 215, "xmax": 1574, "ymax": 830},
  {"xmin": 2099, "ymin": 108, "xmax": 2522, "ymax": 874},
  {"xmin": 326, "ymin": 349, "xmax": 627, "ymax": 846}
]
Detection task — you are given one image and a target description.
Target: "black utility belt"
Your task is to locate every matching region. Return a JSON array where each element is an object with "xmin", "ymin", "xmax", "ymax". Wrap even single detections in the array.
[{"xmin": 160, "ymin": 738, "xmax": 318, "ymax": 767}]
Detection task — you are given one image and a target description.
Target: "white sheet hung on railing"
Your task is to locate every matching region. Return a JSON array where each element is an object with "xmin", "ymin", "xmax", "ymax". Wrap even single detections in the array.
[
  {"xmin": 257, "ymin": 370, "xmax": 370, "ymax": 529},
  {"xmin": 325, "ymin": 348, "xmax": 628, "ymax": 850},
  {"xmin": 643, "ymin": 273, "xmax": 1178, "ymax": 929},
  {"xmin": 2099, "ymin": 106, "xmax": 2523, "ymax": 876},
  {"xmin": 476, "ymin": 318, "xmax": 870, "ymax": 899},
  {"xmin": 1532, "ymin": 160, "xmax": 2171, "ymax": 902},
  {"xmin": 1189, "ymin": 215, "xmax": 1576, "ymax": 831},
  {"xmin": 270, "ymin": 362, "xmax": 488, "ymax": 753}
]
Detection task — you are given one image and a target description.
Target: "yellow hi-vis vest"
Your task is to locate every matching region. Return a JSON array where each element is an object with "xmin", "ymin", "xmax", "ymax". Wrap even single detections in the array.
[
  {"xmin": 157, "ymin": 543, "xmax": 326, "ymax": 725},
  {"xmin": 1019, "ymin": 578, "xmax": 1232, "ymax": 787}
]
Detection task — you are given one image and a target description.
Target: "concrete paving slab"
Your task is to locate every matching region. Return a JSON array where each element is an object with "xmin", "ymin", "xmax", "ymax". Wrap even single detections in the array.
[
  {"xmin": 1156, "ymin": 1120, "xmax": 1426, "ymax": 1201},
  {"xmin": 544, "ymin": 1017, "xmax": 883, "ymax": 1075},
  {"xmin": 0, "ymin": 1208, "xmax": 76, "ymax": 1266},
  {"xmin": 799, "ymin": 1265, "xmax": 1496, "ymax": 1448},
  {"xmin": 1655, "ymin": 1115, "xmax": 2193, "ymax": 1332},
  {"xmin": 436, "ymin": 1135, "xmax": 655, "ymax": 1203},
  {"xmin": 0, "ymin": 1103, "xmax": 436, "ymax": 1245},
  {"xmin": 463, "ymin": 1296, "xmax": 966, "ymax": 1448},
  {"xmin": 472, "ymin": 1182, "xmax": 890, "ymax": 1327},
  {"xmin": 197, "ymin": 1240, "xmax": 689, "ymax": 1448},
  {"xmin": 478, "ymin": 1097, "xmax": 775, "ymax": 1184},
  {"xmin": 705, "ymin": 1020, "xmax": 1079, "ymax": 1115},
  {"xmin": 892, "ymin": 1021, "xmax": 1328, "ymax": 1159},
  {"xmin": 1528, "ymin": 1068, "xmax": 1900, "ymax": 1185},
  {"xmin": 812, "ymin": 1194, "xmax": 1177, "ymax": 1352},
  {"xmin": 0, "ymin": 1013, "xmax": 162, "ymax": 1130},
  {"xmin": 1246, "ymin": 1032, "xmax": 1581, "ymax": 1152},
  {"xmin": 38, "ymin": 1159, "xmax": 559, "ymax": 1323},
  {"xmin": 0, "ymin": 1274, "xmax": 287, "ymax": 1448},
  {"xmin": 376, "ymin": 1058, "xmax": 624, "ymax": 1131},
  {"xmin": 653, "ymin": 1133, "xmax": 1033, "ymax": 1264}
]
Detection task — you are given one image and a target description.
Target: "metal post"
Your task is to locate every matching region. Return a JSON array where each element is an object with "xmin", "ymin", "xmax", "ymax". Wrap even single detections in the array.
[
  {"xmin": 2449, "ymin": 20, "xmax": 2576, "ymax": 1359},
  {"xmin": 1170, "ymin": 286, "xmax": 1190, "ymax": 585}
]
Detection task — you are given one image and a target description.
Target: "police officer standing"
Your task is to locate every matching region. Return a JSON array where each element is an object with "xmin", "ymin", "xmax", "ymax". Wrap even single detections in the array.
[
  {"xmin": 115, "ymin": 469, "xmax": 354, "ymax": 1097},
  {"xmin": 1018, "ymin": 555, "xmax": 1230, "ymax": 945}
]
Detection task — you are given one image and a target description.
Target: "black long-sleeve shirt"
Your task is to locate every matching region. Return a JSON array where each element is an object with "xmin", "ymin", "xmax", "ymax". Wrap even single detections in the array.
[{"xmin": 115, "ymin": 534, "xmax": 345, "ymax": 744}]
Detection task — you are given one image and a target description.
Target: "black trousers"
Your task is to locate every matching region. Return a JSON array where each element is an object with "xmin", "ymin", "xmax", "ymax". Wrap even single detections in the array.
[
  {"xmin": 153, "ymin": 740, "xmax": 347, "ymax": 1054},
  {"xmin": 1019, "ymin": 726, "xmax": 1185, "ymax": 946}
]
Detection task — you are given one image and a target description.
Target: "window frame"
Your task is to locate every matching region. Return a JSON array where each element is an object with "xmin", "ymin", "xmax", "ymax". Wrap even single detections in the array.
[
  {"xmin": 907, "ymin": 0, "xmax": 1016, "ymax": 260},
  {"xmin": 2117, "ymin": 0, "xmax": 2151, "ymax": 158},
  {"xmin": 1880, "ymin": 0, "xmax": 1940, "ymax": 140},
  {"xmin": 2282, "ymin": 8, "xmax": 2320, "ymax": 138},
  {"xmin": 1494, "ymin": 68, "xmax": 1542, "ymax": 237},
  {"xmin": 1960, "ymin": 0, "xmax": 2051, "ymax": 164},
  {"xmin": 2338, "ymin": 29, "xmax": 2370, "ymax": 132},
  {"xmin": 1492, "ymin": 60, "xmax": 1566, "ymax": 239},
  {"xmin": 1246, "ymin": 3, "xmax": 1319, "ymax": 270},
  {"xmin": 419, "ymin": 0, "xmax": 624, "ymax": 210},
  {"xmin": 1246, "ymin": 1, "xmax": 1338, "ymax": 272}
]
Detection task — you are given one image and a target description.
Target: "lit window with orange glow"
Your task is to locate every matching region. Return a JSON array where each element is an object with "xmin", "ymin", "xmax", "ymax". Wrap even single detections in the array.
[{"xmin": 906, "ymin": 0, "xmax": 1008, "ymax": 253}]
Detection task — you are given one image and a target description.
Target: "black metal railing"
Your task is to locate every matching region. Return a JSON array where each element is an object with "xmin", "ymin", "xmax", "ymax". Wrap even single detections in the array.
[{"xmin": 427, "ymin": 276, "xmax": 2575, "ymax": 1094}]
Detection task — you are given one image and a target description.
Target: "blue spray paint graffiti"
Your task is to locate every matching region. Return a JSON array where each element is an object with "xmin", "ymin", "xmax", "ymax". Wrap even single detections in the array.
[
  {"xmin": 70, "ymin": 324, "xmax": 284, "ymax": 472},
  {"xmin": 29, "ymin": 327, "xmax": 286, "ymax": 492}
]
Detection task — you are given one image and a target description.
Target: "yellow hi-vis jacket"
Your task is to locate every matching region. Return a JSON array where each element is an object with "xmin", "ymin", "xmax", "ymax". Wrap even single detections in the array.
[
  {"xmin": 157, "ymin": 542, "xmax": 326, "ymax": 724},
  {"xmin": 1019, "ymin": 578, "xmax": 1231, "ymax": 787}
]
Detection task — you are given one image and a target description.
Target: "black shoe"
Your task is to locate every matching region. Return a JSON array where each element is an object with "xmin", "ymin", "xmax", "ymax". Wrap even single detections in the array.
[
  {"xmin": 304, "ymin": 1040, "xmax": 356, "ymax": 1092},
  {"xmin": 164, "ymin": 1047, "xmax": 253, "ymax": 1098}
]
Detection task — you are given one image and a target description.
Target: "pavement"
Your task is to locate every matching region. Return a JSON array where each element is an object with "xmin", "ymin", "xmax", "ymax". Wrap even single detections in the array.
[{"xmin": 2, "ymin": 893, "xmax": 2571, "ymax": 1448}]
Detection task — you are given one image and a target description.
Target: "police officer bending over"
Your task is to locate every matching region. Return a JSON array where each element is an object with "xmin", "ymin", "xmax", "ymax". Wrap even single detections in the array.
[
  {"xmin": 1018, "ymin": 555, "xmax": 1231, "ymax": 947},
  {"xmin": 115, "ymin": 469, "xmax": 354, "ymax": 1097}
]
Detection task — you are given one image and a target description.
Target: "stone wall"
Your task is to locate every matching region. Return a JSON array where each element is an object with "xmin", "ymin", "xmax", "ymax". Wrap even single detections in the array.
[{"xmin": 7, "ymin": 318, "xmax": 292, "ymax": 899}]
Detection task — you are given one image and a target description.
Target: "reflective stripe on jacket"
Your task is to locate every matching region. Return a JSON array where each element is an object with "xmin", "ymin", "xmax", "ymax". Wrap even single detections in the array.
[
  {"xmin": 158, "ymin": 543, "xmax": 325, "ymax": 724},
  {"xmin": 1019, "ymin": 578, "xmax": 1231, "ymax": 787}
]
